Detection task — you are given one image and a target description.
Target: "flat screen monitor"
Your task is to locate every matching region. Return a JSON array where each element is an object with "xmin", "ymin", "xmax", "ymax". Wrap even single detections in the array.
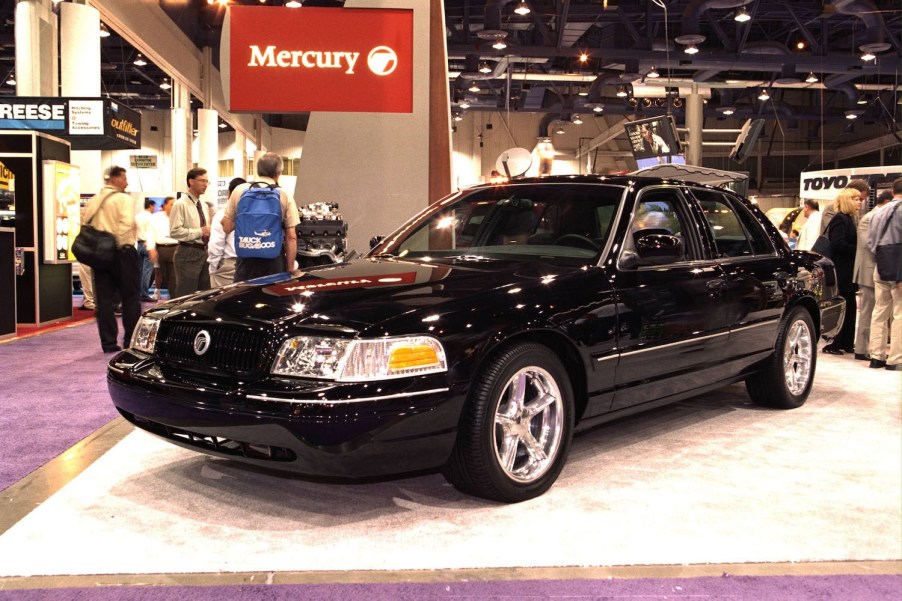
[{"xmin": 624, "ymin": 116, "xmax": 683, "ymax": 165}]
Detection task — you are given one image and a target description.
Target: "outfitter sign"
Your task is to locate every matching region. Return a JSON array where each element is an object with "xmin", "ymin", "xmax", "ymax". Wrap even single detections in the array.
[
  {"xmin": 0, "ymin": 97, "xmax": 140, "ymax": 150},
  {"xmin": 228, "ymin": 7, "xmax": 413, "ymax": 113}
]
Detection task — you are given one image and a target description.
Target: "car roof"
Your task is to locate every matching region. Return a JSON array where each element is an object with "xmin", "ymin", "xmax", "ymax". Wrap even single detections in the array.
[{"xmin": 469, "ymin": 174, "xmax": 734, "ymax": 195}]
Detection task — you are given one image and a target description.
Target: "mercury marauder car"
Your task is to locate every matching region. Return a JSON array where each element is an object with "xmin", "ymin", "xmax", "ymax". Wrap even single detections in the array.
[{"xmin": 108, "ymin": 175, "xmax": 844, "ymax": 503}]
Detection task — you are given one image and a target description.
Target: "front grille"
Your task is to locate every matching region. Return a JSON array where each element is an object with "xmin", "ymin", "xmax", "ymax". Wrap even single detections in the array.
[
  {"xmin": 157, "ymin": 322, "xmax": 270, "ymax": 376},
  {"xmin": 119, "ymin": 409, "xmax": 296, "ymax": 462}
]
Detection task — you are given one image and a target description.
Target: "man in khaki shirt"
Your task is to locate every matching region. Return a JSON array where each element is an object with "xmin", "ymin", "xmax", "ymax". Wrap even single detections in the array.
[{"xmin": 82, "ymin": 166, "xmax": 141, "ymax": 353}]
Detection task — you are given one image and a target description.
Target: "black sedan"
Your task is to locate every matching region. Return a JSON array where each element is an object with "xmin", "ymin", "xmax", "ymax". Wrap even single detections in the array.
[{"xmin": 108, "ymin": 175, "xmax": 844, "ymax": 503}]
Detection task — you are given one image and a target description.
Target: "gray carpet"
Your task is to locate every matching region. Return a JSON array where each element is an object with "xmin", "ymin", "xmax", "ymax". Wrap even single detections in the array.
[{"xmin": 0, "ymin": 351, "xmax": 898, "ymax": 577}]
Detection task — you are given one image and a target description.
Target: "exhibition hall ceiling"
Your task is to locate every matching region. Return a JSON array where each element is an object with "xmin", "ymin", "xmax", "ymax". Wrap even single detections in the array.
[{"xmin": 0, "ymin": 1, "xmax": 899, "ymax": 131}]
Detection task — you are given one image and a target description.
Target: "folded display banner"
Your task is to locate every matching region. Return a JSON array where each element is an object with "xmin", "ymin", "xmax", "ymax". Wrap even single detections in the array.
[{"xmin": 227, "ymin": 6, "xmax": 413, "ymax": 114}]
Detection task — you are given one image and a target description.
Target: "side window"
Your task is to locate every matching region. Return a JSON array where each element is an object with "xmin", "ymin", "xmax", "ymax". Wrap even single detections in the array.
[
  {"xmin": 693, "ymin": 189, "xmax": 772, "ymax": 257},
  {"xmin": 622, "ymin": 190, "xmax": 694, "ymax": 267}
]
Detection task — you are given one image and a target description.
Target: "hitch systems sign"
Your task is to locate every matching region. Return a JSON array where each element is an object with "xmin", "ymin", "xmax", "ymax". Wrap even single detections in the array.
[{"xmin": 229, "ymin": 7, "xmax": 412, "ymax": 113}]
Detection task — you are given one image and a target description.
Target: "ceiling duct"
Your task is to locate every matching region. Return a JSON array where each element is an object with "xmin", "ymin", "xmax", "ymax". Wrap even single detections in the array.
[
  {"xmin": 679, "ymin": 0, "xmax": 755, "ymax": 43},
  {"xmin": 586, "ymin": 71, "xmax": 624, "ymax": 104},
  {"xmin": 741, "ymin": 41, "xmax": 792, "ymax": 56},
  {"xmin": 824, "ymin": 73, "xmax": 861, "ymax": 105},
  {"xmin": 832, "ymin": 0, "xmax": 887, "ymax": 47}
]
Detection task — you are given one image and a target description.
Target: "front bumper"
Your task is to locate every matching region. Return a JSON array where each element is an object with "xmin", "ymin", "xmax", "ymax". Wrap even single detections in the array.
[{"xmin": 107, "ymin": 350, "xmax": 466, "ymax": 478}]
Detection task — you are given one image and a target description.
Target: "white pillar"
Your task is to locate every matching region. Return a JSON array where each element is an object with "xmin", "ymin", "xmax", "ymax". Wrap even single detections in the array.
[
  {"xmin": 170, "ymin": 79, "xmax": 192, "ymax": 195},
  {"xmin": 14, "ymin": 0, "xmax": 57, "ymax": 97},
  {"xmin": 685, "ymin": 84, "xmax": 703, "ymax": 167},
  {"xmin": 60, "ymin": 3, "xmax": 103, "ymax": 194},
  {"xmin": 197, "ymin": 108, "xmax": 220, "ymax": 205}
]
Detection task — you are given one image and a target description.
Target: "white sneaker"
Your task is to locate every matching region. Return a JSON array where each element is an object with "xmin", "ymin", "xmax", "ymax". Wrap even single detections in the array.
[{"xmin": 150, "ymin": 290, "xmax": 160, "ymax": 301}]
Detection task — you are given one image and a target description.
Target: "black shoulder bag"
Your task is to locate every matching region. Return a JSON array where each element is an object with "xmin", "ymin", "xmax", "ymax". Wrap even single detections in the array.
[
  {"xmin": 72, "ymin": 192, "xmax": 119, "ymax": 271},
  {"xmin": 874, "ymin": 203, "xmax": 901, "ymax": 282}
]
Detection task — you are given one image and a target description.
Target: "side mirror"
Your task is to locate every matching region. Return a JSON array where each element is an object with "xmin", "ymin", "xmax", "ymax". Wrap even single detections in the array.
[
  {"xmin": 634, "ymin": 229, "xmax": 683, "ymax": 265},
  {"xmin": 369, "ymin": 235, "xmax": 384, "ymax": 249}
]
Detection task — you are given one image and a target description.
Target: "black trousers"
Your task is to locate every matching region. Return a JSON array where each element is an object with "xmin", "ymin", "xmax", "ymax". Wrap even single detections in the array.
[
  {"xmin": 234, "ymin": 256, "xmax": 286, "ymax": 283},
  {"xmin": 93, "ymin": 246, "xmax": 142, "ymax": 352}
]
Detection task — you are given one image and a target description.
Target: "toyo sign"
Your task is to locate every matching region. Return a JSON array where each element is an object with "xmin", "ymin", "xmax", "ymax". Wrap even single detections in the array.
[{"xmin": 227, "ymin": 7, "xmax": 413, "ymax": 113}]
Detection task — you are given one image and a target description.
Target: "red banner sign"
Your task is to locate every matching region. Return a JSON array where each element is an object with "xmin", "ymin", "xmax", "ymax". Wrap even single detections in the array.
[{"xmin": 229, "ymin": 7, "xmax": 413, "ymax": 113}]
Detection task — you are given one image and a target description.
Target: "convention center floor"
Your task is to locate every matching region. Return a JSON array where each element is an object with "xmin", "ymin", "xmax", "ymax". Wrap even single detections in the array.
[{"xmin": 0, "ymin": 315, "xmax": 899, "ymax": 599}]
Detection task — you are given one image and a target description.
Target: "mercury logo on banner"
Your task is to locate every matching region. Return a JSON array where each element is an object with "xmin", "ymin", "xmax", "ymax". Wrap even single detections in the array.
[{"xmin": 228, "ymin": 6, "xmax": 413, "ymax": 113}]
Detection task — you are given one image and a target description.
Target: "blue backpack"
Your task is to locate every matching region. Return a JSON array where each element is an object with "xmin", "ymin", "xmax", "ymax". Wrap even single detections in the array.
[{"xmin": 234, "ymin": 182, "xmax": 283, "ymax": 259}]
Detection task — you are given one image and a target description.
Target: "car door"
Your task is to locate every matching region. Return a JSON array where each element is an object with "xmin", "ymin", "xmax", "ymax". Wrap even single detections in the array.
[
  {"xmin": 689, "ymin": 188, "xmax": 786, "ymax": 365},
  {"xmin": 610, "ymin": 186, "xmax": 732, "ymax": 411}
]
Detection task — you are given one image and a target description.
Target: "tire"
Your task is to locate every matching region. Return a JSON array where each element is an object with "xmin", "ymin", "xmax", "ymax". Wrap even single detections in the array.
[
  {"xmin": 443, "ymin": 342, "xmax": 574, "ymax": 503},
  {"xmin": 745, "ymin": 307, "xmax": 816, "ymax": 409}
]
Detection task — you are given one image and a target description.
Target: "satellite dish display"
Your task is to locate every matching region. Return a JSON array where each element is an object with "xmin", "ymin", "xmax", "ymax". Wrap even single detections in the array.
[{"xmin": 495, "ymin": 147, "xmax": 533, "ymax": 178}]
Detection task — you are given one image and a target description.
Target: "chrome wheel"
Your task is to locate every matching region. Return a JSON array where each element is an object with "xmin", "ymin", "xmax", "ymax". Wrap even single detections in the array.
[
  {"xmin": 783, "ymin": 318, "xmax": 813, "ymax": 396},
  {"xmin": 492, "ymin": 366, "xmax": 564, "ymax": 483}
]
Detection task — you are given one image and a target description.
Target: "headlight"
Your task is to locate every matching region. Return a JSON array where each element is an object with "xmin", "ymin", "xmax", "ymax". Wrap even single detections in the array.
[
  {"xmin": 272, "ymin": 335, "xmax": 447, "ymax": 382},
  {"xmin": 130, "ymin": 316, "xmax": 161, "ymax": 354}
]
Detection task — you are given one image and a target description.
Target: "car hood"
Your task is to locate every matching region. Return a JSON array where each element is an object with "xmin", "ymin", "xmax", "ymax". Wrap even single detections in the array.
[{"xmin": 159, "ymin": 257, "xmax": 582, "ymax": 334}]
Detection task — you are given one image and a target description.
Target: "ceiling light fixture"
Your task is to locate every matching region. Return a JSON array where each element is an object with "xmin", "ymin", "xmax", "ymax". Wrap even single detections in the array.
[
  {"xmin": 478, "ymin": 62, "xmax": 492, "ymax": 74},
  {"xmin": 6, "ymin": 76, "xmax": 15, "ymax": 86},
  {"xmin": 578, "ymin": 87, "xmax": 589, "ymax": 96},
  {"xmin": 616, "ymin": 85, "xmax": 628, "ymax": 98},
  {"xmin": 514, "ymin": 1, "xmax": 530, "ymax": 16},
  {"xmin": 734, "ymin": 7, "xmax": 751, "ymax": 23},
  {"xmin": 459, "ymin": 100, "xmax": 470, "ymax": 109},
  {"xmin": 758, "ymin": 89, "xmax": 770, "ymax": 101},
  {"xmin": 218, "ymin": 122, "xmax": 227, "ymax": 129},
  {"xmin": 133, "ymin": 53, "xmax": 147, "ymax": 67},
  {"xmin": 285, "ymin": 0, "xmax": 303, "ymax": 7},
  {"xmin": 159, "ymin": 77, "xmax": 171, "ymax": 90},
  {"xmin": 647, "ymin": 67, "xmax": 660, "ymax": 79},
  {"xmin": 857, "ymin": 95, "xmax": 868, "ymax": 105},
  {"xmin": 845, "ymin": 111, "xmax": 859, "ymax": 120},
  {"xmin": 592, "ymin": 105, "xmax": 603, "ymax": 113},
  {"xmin": 99, "ymin": 23, "xmax": 110, "ymax": 38},
  {"xmin": 571, "ymin": 114, "xmax": 583, "ymax": 125},
  {"xmin": 453, "ymin": 112, "xmax": 463, "ymax": 122},
  {"xmin": 555, "ymin": 124, "xmax": 566, "ymax": 135},
  {"xmin": 468, "ymin": 82, "xmax": 480, "ymax": 93},
  {"xmin": 684, "ymin": 43, "xmax": 699, "ymax": 55},
  {"xmin": 860, "ymin": 50, "xmax": 876, "ymax": 61},
  {"xmin": 805, "ymin": 72, "xmax": 818, "ymax": 83},
  {"xmin": 492, "ymin": 39, "xmax": 507, "ymax": 50},
  {"xmin": 578, "ymin": 52, "xmax": 589, "ymax": 64}
]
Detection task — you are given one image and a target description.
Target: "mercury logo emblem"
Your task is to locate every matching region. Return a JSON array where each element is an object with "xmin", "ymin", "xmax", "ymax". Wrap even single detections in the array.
[
  {"xmin": 193, "ymin": 330, "xmax": 212, "ymax": 356},
  {"xmin": 367, "ymin": 46, "xmax": 398, "ymax": 76}
]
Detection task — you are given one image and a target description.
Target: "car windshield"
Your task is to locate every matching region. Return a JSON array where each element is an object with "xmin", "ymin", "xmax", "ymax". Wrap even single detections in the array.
[{"xmin": 378, "ymin": 183, "xmax": 626, "ymax": 263}]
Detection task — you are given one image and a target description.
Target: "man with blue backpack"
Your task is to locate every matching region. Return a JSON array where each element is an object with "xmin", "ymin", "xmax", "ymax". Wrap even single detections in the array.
[{"xmin": 222, "ymin": 152, "xmax": 300, "ymax": 282}]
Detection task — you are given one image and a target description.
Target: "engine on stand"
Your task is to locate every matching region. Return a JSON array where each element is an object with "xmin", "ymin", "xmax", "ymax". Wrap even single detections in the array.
[{"xmin": 295, "ymin": 203, "xmax": 348, "ymax": 268}]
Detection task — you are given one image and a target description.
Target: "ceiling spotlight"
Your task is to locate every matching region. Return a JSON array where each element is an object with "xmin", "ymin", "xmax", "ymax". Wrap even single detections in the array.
[
  {"xmin": 571, "ymin": 114, "xmax": 583, "ymax": 125},
  {"xmin": 555, "ymin": 124, "xmax": 566, "ymax": 135},
  {"xmin": 492, "ymin": 39, "xmax": 507, "ymax": 50},
  {"xmin": 285, "ymin": 0, "xmax": 303, "ymax": 7},
  {"xmin": 684, "ymin": 44, "xmax": 699, "ymax": 55},
  {"xmin": 459, "ymin": 100, "xmax": 470, "ymax": 109},
  {"xmin": 861, "ymin": 50, "xmax": 876, "ymax": 61},
  {"xmin": 453, "ymin": 112, "xmax": 463, "ymax": 122},
  {"xmin": 758, "ymin": 89, "xmax": 770, "ymax": 101},
  {"xmin": 805, "ymin": 72, "xmax": 818, "ymax": 83},
  {"xmin": 719, "ymin": 106, "xmax": 735, "ymax": 116},
  {"xmin": 647, "ymin": 67, "xmax": 660, "ymax": 79},
  {"xmin": 468, "ymin": 82, "xmax": 481, "ymax": 93},
  {"xmin": 159, "ymin": 77, "xmax": 172, "ymax": 90},
  {"xmin": 592, "ymin": 105, "xmax": 603, "ymax": 113},
  {"xmin": 514, "ymin": 1, "xmax": 530, "ymax": 16},
  {"xmin": 857, "ymin": 95, "xmax": 868, "ymax": 105},
  {"xmin": 133, "ymin": 53, "xmax": 147, "ymax": 67},
  {"xmin": 616, "ymin": 85, "xmax": 628, "ymax": 98},
  {"xmin": 99, "ymin": 23, "xmax": 111, "ymax": 38},
  {"xmin": 218, "ymin": 122, "xmax": 227, "ymax": 129},
  {"xmin": 845, "ymin": 111, "xmax": 859, "ymax": 120},
  {"xmin": 578, "ymin": 87, "xmax": 589, "ymax": 96},
  {"xmin": 6, "ymin": 76, "xmax": 15, "ymax": 86},
  {"xmin": 579, "ymin": 52, "xmax": 589, "ymax": 64},
  {"xmin": 796, "ymin": 41, "xmax": 806, "ymax": 51},
  {"xmin": 478, "ymin": 62, "xmax": 492, "ymax": 74},
  {"xmin": 734, "ymin": 7, "xmax": 751, "ymax": 23}
]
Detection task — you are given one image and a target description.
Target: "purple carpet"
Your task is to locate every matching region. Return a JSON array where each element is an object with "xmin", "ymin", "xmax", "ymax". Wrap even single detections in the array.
[
  {"xmin": 0, "ymin": 574, "xmax": 899, "ymax": 600},
  {"xmin": 0, "ymin": 321, "xmax": 119, "ymax": 492}
]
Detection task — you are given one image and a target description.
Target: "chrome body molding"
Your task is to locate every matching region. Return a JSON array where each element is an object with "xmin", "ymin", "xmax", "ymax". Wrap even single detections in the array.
[{"xmin": 246, "ymin": 387, "xmax": 451, "ymax": 405}]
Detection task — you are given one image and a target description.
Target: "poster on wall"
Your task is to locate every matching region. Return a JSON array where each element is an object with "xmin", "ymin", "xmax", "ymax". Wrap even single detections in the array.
[{"xmin": 42, "ymin": 160, "xmax": 81, "ymax": 264}]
